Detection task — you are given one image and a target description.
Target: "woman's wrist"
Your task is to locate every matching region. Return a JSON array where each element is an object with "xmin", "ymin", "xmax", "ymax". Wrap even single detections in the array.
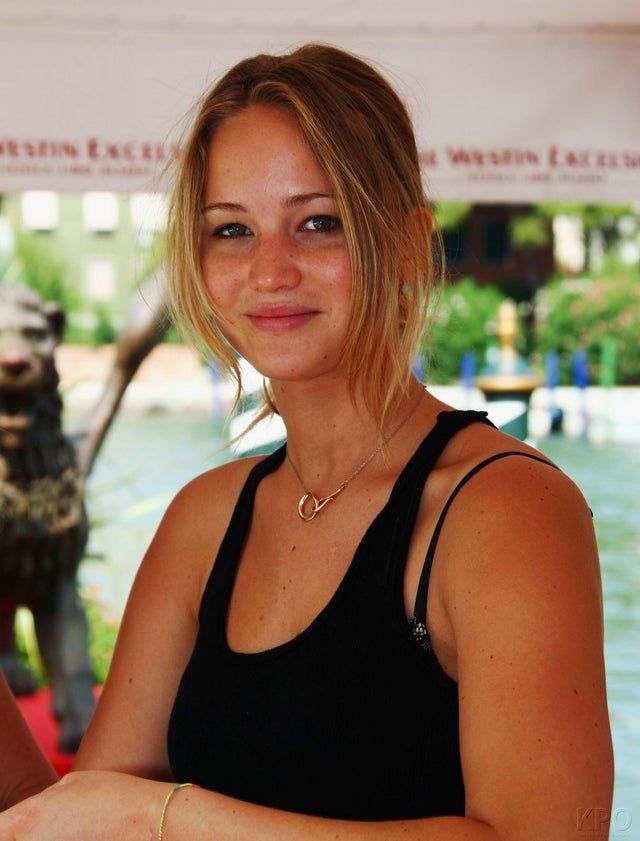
[{"xmin": 157, "ymin": 782, "xmax": 195, "ymax": 840}]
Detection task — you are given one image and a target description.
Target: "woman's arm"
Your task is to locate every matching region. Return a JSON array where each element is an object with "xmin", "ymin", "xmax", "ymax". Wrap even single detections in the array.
[
  {"xmin": 439, "ymin": 456, "xmax": 613, "ymax": 841},
  {"xmin": 0, "ymin": 770, "xmax": 502, "ymax": 839},
  {"xmin": 0, "ymin": 671, "xmax": 57, "ymax": 810},
  {"xmin": 74, "ymin": 458, "xmax": 257, "ymax": 777}
]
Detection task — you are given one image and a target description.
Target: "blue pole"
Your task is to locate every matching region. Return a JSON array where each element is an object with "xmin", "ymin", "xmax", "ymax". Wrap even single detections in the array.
[
  {"xmin": 572, "ymin": 350, "xmax": 589, "ymax": 435},
  {"xmin": 412, "ymin": 354, "xmax": 425, "ymax": 383},
  {"xmin": 460, "ymin": 352, "xmax": 476, "ymax": 408},
  {"xmin": 572, "ymin": 350, "xmax": 589, "ymax": 390},
  {"xmin": 544, "ymin": 351, "xmax": 563, "ymax": 431}
]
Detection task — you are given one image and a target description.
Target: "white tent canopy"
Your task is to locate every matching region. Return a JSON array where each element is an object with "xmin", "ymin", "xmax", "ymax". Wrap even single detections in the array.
[{"xmin": 2, "ymin": 1, "xmax": 639, "ymax": 202}]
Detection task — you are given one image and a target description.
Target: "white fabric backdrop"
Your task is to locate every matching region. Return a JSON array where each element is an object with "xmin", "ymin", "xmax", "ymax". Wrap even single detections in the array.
[{"xmin": 1, "ymin": 4, "xmax": 639, "ymax": 201}]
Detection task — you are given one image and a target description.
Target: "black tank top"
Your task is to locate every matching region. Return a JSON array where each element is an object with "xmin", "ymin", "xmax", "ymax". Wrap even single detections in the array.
[{"xmin": 168, "ymin": 409, "xmax": 557, "ymax": 820}]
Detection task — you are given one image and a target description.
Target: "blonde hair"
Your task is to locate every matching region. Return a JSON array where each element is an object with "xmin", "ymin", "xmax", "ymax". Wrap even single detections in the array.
[{"xmin": 167, "ymin": 43, "xmax": 442, "ymax": 434}]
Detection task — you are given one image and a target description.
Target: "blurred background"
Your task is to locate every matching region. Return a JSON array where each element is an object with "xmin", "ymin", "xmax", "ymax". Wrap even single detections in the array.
[{"xmin": 0, "ymin": 0, "xmax": 638, "ymax": 831}]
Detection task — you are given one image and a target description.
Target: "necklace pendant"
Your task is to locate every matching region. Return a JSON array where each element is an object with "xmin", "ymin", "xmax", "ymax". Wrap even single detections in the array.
[{"xmin": 298, "ymin": 491, "xmax": 334, "ymax": 522}]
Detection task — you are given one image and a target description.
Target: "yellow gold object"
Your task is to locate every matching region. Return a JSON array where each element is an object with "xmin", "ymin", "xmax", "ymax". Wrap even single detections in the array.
[{"xmin": 157, "ymin": 782, "xmax": 194, "ymax": 841}]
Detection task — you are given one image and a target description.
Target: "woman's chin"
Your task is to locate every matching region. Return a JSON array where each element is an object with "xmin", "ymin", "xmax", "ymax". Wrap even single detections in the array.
[{"xmin": 244, "ymin": 359, "xmax": 343, "ymax": 386}]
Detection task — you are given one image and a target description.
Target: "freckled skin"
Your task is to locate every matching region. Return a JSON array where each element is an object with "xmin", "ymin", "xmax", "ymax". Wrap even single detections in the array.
[{"xmin": 199, "ymin": 105, "xmax": 353, "ymax": 386}]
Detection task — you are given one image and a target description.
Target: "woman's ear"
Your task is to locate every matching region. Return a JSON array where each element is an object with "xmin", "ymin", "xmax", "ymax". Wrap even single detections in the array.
[{"xmin": 400, "ymin": 207, "xmax": 433, "ymax": 284}]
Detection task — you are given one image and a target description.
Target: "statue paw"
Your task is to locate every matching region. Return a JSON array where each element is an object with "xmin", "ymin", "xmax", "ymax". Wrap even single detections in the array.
[
  {"xmin": 54, "ymin": 688, "xmax": 95, "ymax": 753},
  {"xmin": 0, "ymin": 659, "xmax": 38, "ymax": 696},
  {"xmin": 57, "ymin": 718, "xmax": 86, "ymax": 754}
]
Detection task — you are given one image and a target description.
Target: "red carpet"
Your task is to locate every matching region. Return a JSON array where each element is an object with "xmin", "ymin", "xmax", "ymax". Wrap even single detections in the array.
[{"xmin": 16, "ymin": 687, "xmax": 102, "ymax": 777}]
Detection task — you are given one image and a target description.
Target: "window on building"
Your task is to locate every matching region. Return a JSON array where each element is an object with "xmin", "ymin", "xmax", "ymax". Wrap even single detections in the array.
[
  {"xmin": 442, "ymin": 224, "xmax": 468, "ymax": 269},
  {"xmin": 483, "ymin": 219, "xmax": 509, "ymax": 265},
  {"xmin": 84, "ymin": 258, "xmax": 117, "ymax": 302},
  {"xmin": 21, "ymin": 191, "xmax": 59, "ymax": 231},
  {"xmin": 83, "ymin": 192, "xmax": 119, "ymax": 232},
  {"xmin": 0, "ymin": 217, "xmax": 15, "ymax": 263},
  {"xmin": 131, "ymin": 192, "xmax": 167, "ymax": 232}
]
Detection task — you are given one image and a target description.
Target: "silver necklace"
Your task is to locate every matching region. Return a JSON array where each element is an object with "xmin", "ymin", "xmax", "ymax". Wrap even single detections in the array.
[{"xmin": 286, "ymin": 390, "xmax": 424, "ymax": 522}]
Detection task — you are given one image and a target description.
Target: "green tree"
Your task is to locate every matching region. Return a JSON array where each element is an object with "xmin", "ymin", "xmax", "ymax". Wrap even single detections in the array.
[
  {"xmin": 432, "ymin": 202, "xmax": 472, "ymax": 232},
  {"xmin": 423, "ymin": 277, "xmax": 506, "ymax": 384},
  {"xmin": 12, "ymin": 232, "xmax": 79, "ymax": 313},
  {"xmin": 534, "ymin": 272, "xmax": 640, "ymax": 385},
  {"xmin": 536, "ymin": 203, "xmax": 635, "ymax": 270}
]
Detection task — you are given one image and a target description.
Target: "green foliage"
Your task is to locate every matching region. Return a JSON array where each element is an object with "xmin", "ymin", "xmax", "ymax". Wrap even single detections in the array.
[
  {"xmin": 14, "ymin": 609, "xmax": 46, "ymax": 687},
  {"xmin": 533, "ymin": 271, "xmax": 640, "ymax": 385},
  {"xmin": 133, "ymin": 233, "xmax": 166, "ymax": 288},
  {"xmin": 432, "ymin": 202, "xmax": 472, "ymax": 232},
  {"xmin": 508, "ymin": 214, "xmax": 551, "ymax": 249},
  {"xmin": 163, "ymin": 324, "xmax": 184, "ymax": 344},
  {"xmin": 92, "ymin": 307, "xmax": 117, "ymax": 345},
  {"xmin": 61, "ymin": 314, "xmax": 116, "ymax": 346},
  {"xmin": 14, "ymin": 596, "xmax": 119, "ymax": 687},
  {"xmin": 84, "ymin": 597, "xmax": 119, "ymax": 684},
  {"xmin": 13, "ymin": 232, "xmax": 79, "ymax": 315},
  {"xmin": 536, "ymin": 203, "xmax": 634, "ymax": 232},
  {"xmin": 422, "ymin": 277, "xmax": 506, "ymax": 384}
]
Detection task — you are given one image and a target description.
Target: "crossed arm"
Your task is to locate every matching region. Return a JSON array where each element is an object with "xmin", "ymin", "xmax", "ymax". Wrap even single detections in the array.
[
  {"xmin": 0, "ymin": 671, "xmax": 57, "ymax": 812},
  {"xmin": 0, "ymin": 458, "xmax": 614, "ymax": 839}
]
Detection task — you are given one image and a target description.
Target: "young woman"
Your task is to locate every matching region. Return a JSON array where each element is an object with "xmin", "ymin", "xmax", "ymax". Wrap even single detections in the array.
[{"xmin": 0, "ymin": 44, "xmax": 613, "ymax": 840}]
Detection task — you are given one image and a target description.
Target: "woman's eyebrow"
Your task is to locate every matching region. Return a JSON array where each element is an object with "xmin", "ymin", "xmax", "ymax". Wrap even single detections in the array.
[
  {"xmin": 202, "ymin": 192, "xmax": 334, "ymax": 214},
  {"xmin": 202, "ymin": 201, "xmax": 245, "ymax": 213},
  {"xmin": 283, "ymin": 192, "xmax": 334, "ymax": 208}
]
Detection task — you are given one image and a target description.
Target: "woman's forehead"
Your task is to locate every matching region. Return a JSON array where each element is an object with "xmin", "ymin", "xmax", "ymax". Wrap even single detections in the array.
[{"xmin": 203, "ymin": 106, "xmax": 332, "ymax": 200}]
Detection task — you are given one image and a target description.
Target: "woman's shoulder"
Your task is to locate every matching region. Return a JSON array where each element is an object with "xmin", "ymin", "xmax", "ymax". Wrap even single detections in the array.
[
  {"xmin": 426, "ymin": 412, "xmax": 595, "ymax": 590},
  {"xmin": 435, "ymin": 416, "xmax": 598, "ymax": 609},
  {"xmin": 454, "ymin": 424, "xmax": 587, "ymax": 523},
  {"xmin": 165, "ymin": 452, "xmax": 269, "ymax": 538},
  {"xmin": 437, "ymin": 412, "xmax": 564, "ymax": 492},
  {"xmin": 177, "ymin": 452, "xmax": 268, "ymax": 504},
  {"xmin": 146, "ymin": 452, "xmax": 268, "ymax": 563},
  {"xmin": 133, "ymin": 452, "xmax": 274, "ymax": 618},
  {"xmin": 416, "ymin": 403, "xmax": 586, "ymax": 534}
]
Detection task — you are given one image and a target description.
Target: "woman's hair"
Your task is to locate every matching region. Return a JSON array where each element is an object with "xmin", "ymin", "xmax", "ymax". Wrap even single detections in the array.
[{"xmin": 167, "ymin": 42, "xmax": 442, "ymax": 434}]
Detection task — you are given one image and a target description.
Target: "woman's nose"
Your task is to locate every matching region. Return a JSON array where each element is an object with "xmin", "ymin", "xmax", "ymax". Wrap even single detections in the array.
[{"xmin": 248, "ymin": 235, "xmax": 302, "ymax": 292}]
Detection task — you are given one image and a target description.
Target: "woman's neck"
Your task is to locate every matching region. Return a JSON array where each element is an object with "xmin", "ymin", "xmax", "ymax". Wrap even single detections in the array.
[{"xmin": 268, "ymin": 374, "xmax": 433, "ymax": 493}]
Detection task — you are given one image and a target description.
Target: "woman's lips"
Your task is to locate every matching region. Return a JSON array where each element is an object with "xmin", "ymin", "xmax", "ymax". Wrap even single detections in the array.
[{"xmin": 246, "ymin": 307, "xmax": 318, "ymax": 333}]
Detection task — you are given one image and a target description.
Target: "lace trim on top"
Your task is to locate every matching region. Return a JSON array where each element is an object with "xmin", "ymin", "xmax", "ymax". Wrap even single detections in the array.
[{"xmin": 409, "ymin": 613, "xmax": 432, "ymax": 652}]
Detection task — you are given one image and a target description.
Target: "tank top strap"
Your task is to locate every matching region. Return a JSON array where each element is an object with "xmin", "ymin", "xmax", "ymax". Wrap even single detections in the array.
[
  {"xmin": 198, "ymin": 444, "xmax": 286, "ymax": 624},
  {"xmin": 411, "ymin": 450, "xmax": 560, "ymax": 639},
  {"xmin": 389, "ymin": 409, "xmax": 496, "ymax": 539}
]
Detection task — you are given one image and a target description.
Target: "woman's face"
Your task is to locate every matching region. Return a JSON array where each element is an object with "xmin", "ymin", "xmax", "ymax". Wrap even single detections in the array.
[{"xmin": 200, "ymin": 104, "xmax": 353, "ymax": 384}]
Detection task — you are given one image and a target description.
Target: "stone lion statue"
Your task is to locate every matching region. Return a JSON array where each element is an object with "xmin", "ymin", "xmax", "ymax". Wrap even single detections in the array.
[{"xmin": 0, "ymin": 282, "xmax": 94, "ymax": 753}]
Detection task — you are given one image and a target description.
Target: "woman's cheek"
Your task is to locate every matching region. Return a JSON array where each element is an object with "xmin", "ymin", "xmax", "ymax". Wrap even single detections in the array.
[{"xmin": 201, "ymin": 254, "xmax": 238, "ymax": 311}]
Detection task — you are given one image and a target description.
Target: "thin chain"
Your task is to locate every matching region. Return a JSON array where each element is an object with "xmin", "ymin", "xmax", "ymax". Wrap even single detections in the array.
[{"xmin": 287, "ymin": 389, "xmax": 424, "ymax": 521}]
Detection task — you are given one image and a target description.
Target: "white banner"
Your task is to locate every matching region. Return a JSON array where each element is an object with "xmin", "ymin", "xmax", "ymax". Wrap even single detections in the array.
[{"xmin": 1, "ymin": 28, "xmax": 639, "ymax": 202}]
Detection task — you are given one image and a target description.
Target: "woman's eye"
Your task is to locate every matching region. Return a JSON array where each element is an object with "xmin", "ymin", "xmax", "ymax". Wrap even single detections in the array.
[
  {"xmin": 214, "ymin": 223, "xmax": 251, "ymax": 238},
  {"xmin": 302, "ymin": 215, "xmax": 341, "ymax": 233}
]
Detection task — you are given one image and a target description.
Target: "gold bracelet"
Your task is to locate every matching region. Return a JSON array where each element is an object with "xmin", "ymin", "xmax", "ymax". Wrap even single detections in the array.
[{"xmin": 157, "ymin": 782, "xmax": 194, "ymax": 841}]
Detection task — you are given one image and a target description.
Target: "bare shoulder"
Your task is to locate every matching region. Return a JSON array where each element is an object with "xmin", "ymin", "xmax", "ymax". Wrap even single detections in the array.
[
  {"xmin": 438, "ymin": 420, "xmax": 601, "ymax": 631},
  {"xmin": 165, "ymin": 454, "xmax": 264, "ymax": 540},
  {"xmin": 444, "ymin": 419, "xmax": 591, "ymax": 538},
  {"xmin": 155, "ymin": 454, "xmax": 266, "ymax": 604},
  {"xmin": 442, "ymin": 414, "xmax": 559, "ymax": 471}
]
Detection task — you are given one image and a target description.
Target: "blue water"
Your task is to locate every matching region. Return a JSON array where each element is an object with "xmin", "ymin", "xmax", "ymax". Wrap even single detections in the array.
[
  {"xmin": 83, "ymin": 415, "xmax": 639, "ymax": 824},
  {"xmin": 537, "ymin": 436, "xmax": 640, "ymax": 827}
]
